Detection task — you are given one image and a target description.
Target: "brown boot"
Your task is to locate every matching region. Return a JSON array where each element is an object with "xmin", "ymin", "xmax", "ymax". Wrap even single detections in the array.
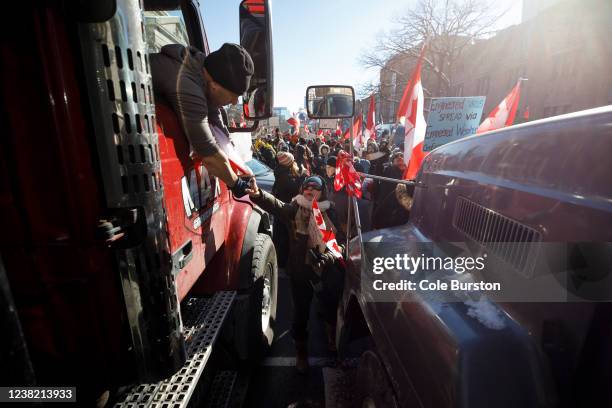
[
  {"xmin": 295, "ymin": 340, "xmax": 309, "ymax": 374},
  {"xmin": 325, "ymin": 323, "xmax": 337, "ymax": 353}
]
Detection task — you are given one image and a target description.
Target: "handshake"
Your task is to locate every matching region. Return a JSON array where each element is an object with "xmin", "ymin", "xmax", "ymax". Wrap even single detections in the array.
[{"xmin": 230, "ymin": 176, "xmax": 260, "ymax": 198}]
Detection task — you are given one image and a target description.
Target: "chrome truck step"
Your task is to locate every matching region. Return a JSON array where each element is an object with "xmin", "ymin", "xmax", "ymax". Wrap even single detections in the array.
[{"xmin": 114, "ymin": 291, "xmax": 236, "ymax": 408}]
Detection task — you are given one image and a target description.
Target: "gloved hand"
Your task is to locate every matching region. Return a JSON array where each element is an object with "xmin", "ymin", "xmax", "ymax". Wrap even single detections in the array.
[
  {"xmin": 312, "ymin": 251, "xmax": 337, "ymax": 276},
  {"xmin": 231, "ymin": 177, "xmax": 250, "ymax": 198}
]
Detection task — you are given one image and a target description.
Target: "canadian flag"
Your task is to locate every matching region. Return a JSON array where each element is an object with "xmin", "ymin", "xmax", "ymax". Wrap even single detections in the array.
[
  {"xmin": 396, "ymin": 44, "xmax": 427, "ymax": 180},
  {"xmin": 477, "ymin": 80, "xmax": 522, "ymax": 134},
  {"xmin": 287, "ymin": 116, "xmax": 300, "ymax": 135},
  {"xmin": 210, "ymin": 126, "xmax": 252, "ymax": 176},
  {"xmin": 342, "ymin": 115, "xmax": 363, "ymax": 150},
  {"xmin": 364, "ymin": 93, "xmax": 376, "ymax": 141},
  {"xmin": 334, "ymin": 150, "xmax": 362, "ymax": 198},
  {"xmin": 353, "ymin": 116, "xmax": 366, "ymax": 153},
  {"xmin": 312, "ymin": 199, "xmax": 343, "ymax": 258},
  {"xmin": 317, "ymin": 129, "xmax": 323, "ymax": 137}
]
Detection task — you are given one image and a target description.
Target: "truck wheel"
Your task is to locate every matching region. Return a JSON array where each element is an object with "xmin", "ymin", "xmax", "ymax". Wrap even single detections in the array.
[
  {"xmin": 246, "ymin": 233, "xmax": 278, "ymax": 360},
  {"xmin": 354, "ymin": 350, "xmax": 398, "ymax": 408}
]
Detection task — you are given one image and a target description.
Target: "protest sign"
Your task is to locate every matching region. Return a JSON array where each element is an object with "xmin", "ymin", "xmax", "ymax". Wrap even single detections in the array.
[{"xmin": 424, "ymin": 96, "xmax": 486, "ymax": 151}]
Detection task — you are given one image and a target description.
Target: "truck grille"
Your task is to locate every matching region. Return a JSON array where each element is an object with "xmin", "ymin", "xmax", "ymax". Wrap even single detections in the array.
[{"xmin": 453, "ymin": 197, "xmax": 542, "ymax": 277}]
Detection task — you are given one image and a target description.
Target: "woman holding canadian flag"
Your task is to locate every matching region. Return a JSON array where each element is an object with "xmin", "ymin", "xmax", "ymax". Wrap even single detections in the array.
[{"xmin": 245, "ymin": 175, "xmax": 345, "ymax": 374}]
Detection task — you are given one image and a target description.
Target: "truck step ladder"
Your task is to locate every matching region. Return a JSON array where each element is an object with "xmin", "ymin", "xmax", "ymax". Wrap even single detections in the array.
[{"xmin": 114, "ymin": 291, "xmax": 236, "ymax": 408}]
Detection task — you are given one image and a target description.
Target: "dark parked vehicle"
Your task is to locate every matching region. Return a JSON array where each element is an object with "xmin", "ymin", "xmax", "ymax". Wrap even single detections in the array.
[{"xmin": 338, "ymin": 106, "xmax": 612, "ymax": 407}]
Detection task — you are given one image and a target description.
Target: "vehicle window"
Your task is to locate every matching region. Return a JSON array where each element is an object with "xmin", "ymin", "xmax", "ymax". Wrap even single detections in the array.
[
  {"xmin": 143, "ymin": 10, "xmax": 189, "ymax": 53},
  {"xmin": 246, "ymin": 159, "xmax": 270, "ymax": 176}
]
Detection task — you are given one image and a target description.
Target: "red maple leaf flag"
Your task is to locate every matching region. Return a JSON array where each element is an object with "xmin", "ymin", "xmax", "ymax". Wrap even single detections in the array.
[
  {"xmin": 342, "ymin": 116, "xmax": 363, "ymax": 141},
  {"xmin": 317, "ymin": 129, "xmax": 323, "ymax": 137},
  {"xmin": 364, "ymin": 93, "xmax": 376, "ymax": 141},
  {"xmin": 334, "ymin": 150, "xmax": 362, "ymax": 198},
  {"xmin": 312, "ymin": 199, "xmax": 342, "ymax": 258},
  {"xmin": 477, "ymin": 80, "xmax": 522, "ymax": 134},
  {"xmin": 210, "ymin": 126, "xmax": 252, "ymax": 176},
  {"xmin": 397, "ymin": 44, "xmax": 427, "ymax": 180},
  {"xmin": 287, "ymin": 116, "xmax": 300, "ymax": 135}
]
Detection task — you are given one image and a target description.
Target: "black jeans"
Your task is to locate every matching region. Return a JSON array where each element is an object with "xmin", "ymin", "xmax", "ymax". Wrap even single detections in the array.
[{"xmin": 289, "ymin": 263, "xmax": 345, "ymax": 342}]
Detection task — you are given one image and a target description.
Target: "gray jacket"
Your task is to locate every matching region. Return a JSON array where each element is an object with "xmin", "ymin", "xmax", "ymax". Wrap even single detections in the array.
[{"xmin": 150, "ymin": 44, "xmax": 227, "ymax": 157}]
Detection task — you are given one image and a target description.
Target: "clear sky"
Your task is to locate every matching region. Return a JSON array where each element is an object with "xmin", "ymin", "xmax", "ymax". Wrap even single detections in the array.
[{"xmin": 200, "ymin": 0, "xmax": 522, "ymax": 113}]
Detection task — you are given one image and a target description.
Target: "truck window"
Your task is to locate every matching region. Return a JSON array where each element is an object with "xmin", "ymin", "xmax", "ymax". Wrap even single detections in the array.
[{"xmin": 144, "ymin": 10, "xmax": 189, "ymax": 53}]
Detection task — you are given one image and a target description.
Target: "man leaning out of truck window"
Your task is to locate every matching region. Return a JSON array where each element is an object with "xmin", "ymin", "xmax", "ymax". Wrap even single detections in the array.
[{"xmin": 150, "ymin": 43, "xmax": 253, "ymax": 197}]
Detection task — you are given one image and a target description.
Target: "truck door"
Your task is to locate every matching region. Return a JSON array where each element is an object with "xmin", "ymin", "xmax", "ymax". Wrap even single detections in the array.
[{"xmin": 143, "ymin": 1, "xmax": 228, "ymax": 300}]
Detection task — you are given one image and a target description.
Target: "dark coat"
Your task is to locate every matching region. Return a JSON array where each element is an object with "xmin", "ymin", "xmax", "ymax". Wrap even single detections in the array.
[
  {"xmin": 272, "ymin": 165, "xmax": 304, "ymax": 202},
  {"xmin": 371, "ymin": 165, "xmax": 410, "ymax": 229},
  {"xmin": 313, "ymin": 154, "xmax": 328, "ymax": 178},
  {"xmin": 252, "ymin": 191, "xmax": 340, "ymax": 279}
]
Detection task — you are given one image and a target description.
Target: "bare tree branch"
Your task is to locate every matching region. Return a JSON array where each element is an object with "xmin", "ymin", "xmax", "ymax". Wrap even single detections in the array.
[{"xmin": 359, "ymin": 0, "xmax": 508, "ymax": 102}]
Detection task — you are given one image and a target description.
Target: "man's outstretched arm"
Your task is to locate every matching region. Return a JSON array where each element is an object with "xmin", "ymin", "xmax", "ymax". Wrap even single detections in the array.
[{"xmin": 200, "ymin": 150, "xmax": 237, "ymax": 187}]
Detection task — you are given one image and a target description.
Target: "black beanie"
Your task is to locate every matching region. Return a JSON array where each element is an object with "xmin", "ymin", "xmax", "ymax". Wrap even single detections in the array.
[
  {"xmin": 204, "ymin": 43, "xmax": 254, "ymax": 95},
  {"xmin": 327, "ymin": 156, "xmax": 337, "ymax": 167}
]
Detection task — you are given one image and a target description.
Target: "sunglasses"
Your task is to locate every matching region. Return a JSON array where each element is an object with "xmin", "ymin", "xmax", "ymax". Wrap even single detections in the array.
[{"xmin": 303, "ymin": 183, "xmax": 322, "ymax": 191}]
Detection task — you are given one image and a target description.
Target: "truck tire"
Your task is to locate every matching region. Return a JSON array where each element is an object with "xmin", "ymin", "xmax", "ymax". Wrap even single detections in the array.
[
  {"xmin": 354, "ymin": 350, "xmax": 399, "ymax": 408},
  {"xmin": 246, "ymin": 233, "xmax": 278, "ymax": 361}
]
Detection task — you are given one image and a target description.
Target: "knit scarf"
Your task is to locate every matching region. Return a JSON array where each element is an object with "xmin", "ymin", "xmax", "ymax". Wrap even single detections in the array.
[{"xmin": 292, "ymin": 195, "xmax": 334, "ymax": 252}]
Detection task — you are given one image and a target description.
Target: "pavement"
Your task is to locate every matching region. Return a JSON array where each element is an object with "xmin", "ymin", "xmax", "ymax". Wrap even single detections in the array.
[{"xmin": 243, "ymin": 269, "xmax": 353, "ymax": 408}]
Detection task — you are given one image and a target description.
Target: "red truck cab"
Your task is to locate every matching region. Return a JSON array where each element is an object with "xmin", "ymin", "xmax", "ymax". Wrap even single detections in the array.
[{"xmin": 0, "ymin": 0, "xmax": 277, "ymax": 404}]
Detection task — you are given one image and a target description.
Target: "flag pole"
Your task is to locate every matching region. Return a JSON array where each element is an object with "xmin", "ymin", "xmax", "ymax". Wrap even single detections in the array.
[
  {"xmin": 358, "ymin": 173, "xmax": 416, "ymax": 186},
  {"xmin": 346, "ymin": 120, "xmax": 354, "ymax": 253}
]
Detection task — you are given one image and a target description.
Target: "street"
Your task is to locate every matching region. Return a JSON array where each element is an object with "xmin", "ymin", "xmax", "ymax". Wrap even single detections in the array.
[{"xmin": 244, "ymin": 269, "xmax": 353, "ymax": 408}]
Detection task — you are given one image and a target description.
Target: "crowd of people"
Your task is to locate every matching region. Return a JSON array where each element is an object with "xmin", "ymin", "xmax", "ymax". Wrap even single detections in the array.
[
  {"xmin": 148, "ymin": 39, "xmax": 412, "ymax": 376},
  {"xmin": 251, "ymin": 126, "xmax": 415, "ymax": 233},
  {"xmin": 247, "ymin": 125, "xmax": 414, "ymax": 373}
]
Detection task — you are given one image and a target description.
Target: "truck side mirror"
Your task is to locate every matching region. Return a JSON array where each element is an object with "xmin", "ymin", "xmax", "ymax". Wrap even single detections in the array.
[
  {"xmin": 306, "ymin": 85, "xmax": 355, "ymax": 119},
  {"xmin": 239, "ymin": 0, "xmax": 273, "ymax": 120}
]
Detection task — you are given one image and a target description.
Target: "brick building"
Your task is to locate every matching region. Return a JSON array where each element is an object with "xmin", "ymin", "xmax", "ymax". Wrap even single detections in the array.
[{"xmin": 375, "ymin": 0, "xmax": 612, "ymax": 124}]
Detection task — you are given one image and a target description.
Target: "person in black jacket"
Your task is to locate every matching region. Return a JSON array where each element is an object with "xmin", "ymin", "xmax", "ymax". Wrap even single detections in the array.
[
  {"xmin": 271, "ymin": 152, "xmax": 306, "ymax": 267},
  {"xmin": 371, "ymin": 151, "xmax": 410, "ymax": 229},
  {"xmin": 247, "ymin": 176, "xmax": 344, "ymax": 374},
  {"xmin": 313, "ymin": 144, "xmax": 330, "ymax": 177}
]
